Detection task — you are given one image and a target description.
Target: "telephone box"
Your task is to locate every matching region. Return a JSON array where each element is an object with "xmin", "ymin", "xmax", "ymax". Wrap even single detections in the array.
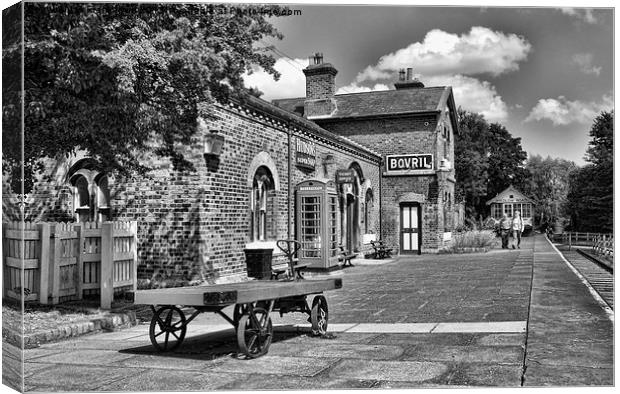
[{"xmin": 295, "ymin": 179, "xmax": 339, "ymax": 269}]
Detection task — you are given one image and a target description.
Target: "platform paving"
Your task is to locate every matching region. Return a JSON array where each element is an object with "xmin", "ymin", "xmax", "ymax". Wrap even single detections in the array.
[
  {"xmin": 3, "ymin": 234, "xmax": 614, "ymax": 391},
  {"xmin": 522, "ymin": 236, "xmax": 614, "ymax": 386}
]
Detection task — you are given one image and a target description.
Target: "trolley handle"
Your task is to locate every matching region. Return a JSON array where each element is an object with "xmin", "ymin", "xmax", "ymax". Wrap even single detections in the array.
[{"xmin": 276, "ymin": 239, "xmax": 301, "ymax": 259}]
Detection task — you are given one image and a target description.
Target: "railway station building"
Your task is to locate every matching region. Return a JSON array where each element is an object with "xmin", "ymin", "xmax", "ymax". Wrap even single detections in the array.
[
  {"xmin": 274, "ymin": 54, "xmax": 461, "ymax": 255},
  {"xmin": 4, "ymin": 54, "xmax": 462, "ymax": 285}
]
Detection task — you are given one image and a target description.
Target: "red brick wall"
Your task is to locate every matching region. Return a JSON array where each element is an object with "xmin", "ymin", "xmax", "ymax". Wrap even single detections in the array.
[
  {"xmin": 289, "ymin": 133, "xmax": 381, "ymax": 256},
  {"xmin": 318, "ymin": 113, "xmax": 456, "ymax": 252},
  {"xmin": 305, "ymin": 72, "xmax": 336, "ymax": 99},
  {"xmin": 6, "ymin": 101, "xmax": 381, "ymax": 284}
]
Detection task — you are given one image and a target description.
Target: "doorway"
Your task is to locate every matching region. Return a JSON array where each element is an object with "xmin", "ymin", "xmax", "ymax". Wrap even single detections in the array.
[
  {"xmin": 400, "ymin": 203, "xmax": 421, "ymax": 254},
  {"xmin": 346, "ymin": 193, "xmax": 358, "ymax": 252}
]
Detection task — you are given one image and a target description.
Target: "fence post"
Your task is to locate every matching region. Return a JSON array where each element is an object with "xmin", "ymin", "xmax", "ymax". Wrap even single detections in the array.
[
  {"xmin": 100, "ymin": 222, "xmax": 114, "ymax": 309},
  {"xmin": 2, "ymin": 223, "xmax": 6, "ymax": 300},
  {"xmin": 38, "ymin": 223, "xmax": 50, "ymax": 304},
  {"xmin": 74, "ymin": 223, "xmax": 84, "ymax": 300},
  {"xmin": 568, "ymin": 232, "xmax": 571, "ymax": 250},
  {"xmin": 51, "ymin": 224, "xmax": 60, "ymax": 304}
]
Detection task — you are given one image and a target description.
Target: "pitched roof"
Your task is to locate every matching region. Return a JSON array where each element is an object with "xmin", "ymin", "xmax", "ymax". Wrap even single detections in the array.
[
  {"xmin": 486, "ymin": 185, "xmax": 535, "ymax": 205},
  {"xmin": 233, "ymin": 92, "xmax": 382, "ymax": 160},
  {"xmin": 272, "ymin": 86, "xmax": 450, "ymax": 119}
]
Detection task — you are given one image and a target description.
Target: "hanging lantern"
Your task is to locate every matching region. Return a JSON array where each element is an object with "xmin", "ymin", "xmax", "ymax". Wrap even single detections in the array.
[{"xmin": 204, "ymin": 129, "xmax": 225, "ymax": 157}]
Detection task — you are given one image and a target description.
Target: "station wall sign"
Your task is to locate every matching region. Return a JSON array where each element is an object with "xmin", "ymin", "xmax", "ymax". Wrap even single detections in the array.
[
  {"xmin": 295, "ymin": 137, "xmax": 316, "ymax": 171},
  {"xmin": 335, "ymin": 169, "xmax": 355, "ymax": 184},
  {"xmin": 385, "ymin": 154, "xmax": 434, "ymax": 175}
]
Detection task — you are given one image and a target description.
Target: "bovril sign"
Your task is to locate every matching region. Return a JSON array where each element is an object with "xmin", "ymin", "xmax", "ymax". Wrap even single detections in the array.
[
  {"xmin": 295, "ymin": 138, "xmax": 316, "ymax": 171},
  {"xmin": 386, "ymin": 154, "xmax": 434, "ymax": 175}
]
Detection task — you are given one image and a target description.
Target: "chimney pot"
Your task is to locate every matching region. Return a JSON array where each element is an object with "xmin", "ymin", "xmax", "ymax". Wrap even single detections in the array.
[
  {"xmin": 406, "ymin": 68, "xmax": 413, "ymax": 81},
  {"xmin": 310, "ymin": 52, "xmax": 323, "ymax": 65}
]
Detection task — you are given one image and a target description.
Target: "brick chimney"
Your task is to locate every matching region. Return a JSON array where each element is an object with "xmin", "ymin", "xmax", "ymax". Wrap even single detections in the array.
[
  {"xmin": 303, "ymin": 53, "xmax": 338, "ymax": 119},
  {"xmin": 394, "ymin": 68, "xmax": 425, "ymax": 90}
]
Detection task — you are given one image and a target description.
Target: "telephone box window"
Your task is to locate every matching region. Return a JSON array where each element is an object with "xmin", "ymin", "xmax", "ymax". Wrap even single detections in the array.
[{"xmin": 296, "ymin": 179, "xmax": 338, "ymax": 269}]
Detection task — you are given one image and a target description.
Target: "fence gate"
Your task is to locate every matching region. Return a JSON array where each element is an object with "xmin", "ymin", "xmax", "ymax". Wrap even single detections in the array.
[
  {"xmin": 82, "ymin": 222, "xmax": 102, "ymax": 296},
  {"xmin": 51, "ymin": 223, "xmax": 82, "ymax": 303}
]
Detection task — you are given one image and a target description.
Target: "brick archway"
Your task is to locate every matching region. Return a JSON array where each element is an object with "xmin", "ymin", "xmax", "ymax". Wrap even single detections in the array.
[{"xmin": 246, "ymin": 151, "xmax": 280, "ymax": 191}]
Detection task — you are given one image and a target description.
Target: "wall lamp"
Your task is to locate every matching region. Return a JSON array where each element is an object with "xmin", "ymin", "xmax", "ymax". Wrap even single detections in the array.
[
  {"xmin": 322, "ymin": 153, "xmax": 335, "ymax": 165},
  {"xmin": 204, "ymin": 129, "xmax": 225, "ymax": 157},
  {"xmin": 322, "ymin": 153, "xmax": 335, "ymax": 176}
]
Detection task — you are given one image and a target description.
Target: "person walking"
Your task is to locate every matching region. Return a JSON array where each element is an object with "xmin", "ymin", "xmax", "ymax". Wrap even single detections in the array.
[
  {"xmin": 511, "ymin": 210, "xmax": 524, "ymax": 249},
  {"xmin": 499, "ymin": 213, "xmax": 511, "ymax": 249}
]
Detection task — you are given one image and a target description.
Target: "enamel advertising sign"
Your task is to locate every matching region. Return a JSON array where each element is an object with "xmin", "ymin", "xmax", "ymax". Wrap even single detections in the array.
[{"xmin": 385, "ymin": 154, "xmax": 434, "ymax": 175}]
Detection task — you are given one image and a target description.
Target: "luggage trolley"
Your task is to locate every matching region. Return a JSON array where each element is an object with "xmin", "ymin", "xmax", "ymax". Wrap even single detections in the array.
[{"xmin": 133, "ymin": 241, "xmax": 341, "ymax": 358}]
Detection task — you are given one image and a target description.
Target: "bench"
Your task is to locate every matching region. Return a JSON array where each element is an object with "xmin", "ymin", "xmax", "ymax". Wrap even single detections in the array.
[
  {"xmin": 370, "ymin": 240, "xmax": 393, "ymax": 259},
  {"xmin": 338, "ymin": 245, "xmax": 356, "ymax": 267}
]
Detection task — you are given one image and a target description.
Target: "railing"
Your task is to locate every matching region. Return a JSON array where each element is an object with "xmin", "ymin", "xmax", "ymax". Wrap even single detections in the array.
[
  {"xmin": 2, "ymin": 221, "xmax": 137, "ymax": 309},
  {"xmin": 591, "ymin": 234, "xmax": 614, "ymax": 260},
  {"xmin": 550, "ymin": 231, "xmax": 614, "ymax": 260},
  {"xmin": 553, "ymin": 232, "xmax": 605, "ymax": 246}
]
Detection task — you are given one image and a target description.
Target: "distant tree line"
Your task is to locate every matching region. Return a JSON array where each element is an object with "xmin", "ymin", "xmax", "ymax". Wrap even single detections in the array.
[
  {"xmin": 455, "ymin": 109, "xmax": 613, "ymax": 234},
  {"xmin": 454, "ymin": 109, "xmax": 530, "ymax": 220},
  {"xmin": 565, "ymin": 111, "xmax": 613, "ymax": 233}
]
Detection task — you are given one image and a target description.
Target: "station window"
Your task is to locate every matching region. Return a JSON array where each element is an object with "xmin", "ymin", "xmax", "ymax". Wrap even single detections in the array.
[
  {"xmin": 521, "ymin": 204, "xmax": 532, "ymax": 218},
  {"xmin": 492, "ymin": 204, "xmax": 502, "ymax": 219},
  {"xmin": 69, "ymin": 160, "xmax": 111, "ymax": 223},
  {"xmin": 364, "ymin": 189, "xmax": 374, "ymax": 233},
  {"xmin": 251, "ymin": 166, "xmax": 276, "ymax": 242}
]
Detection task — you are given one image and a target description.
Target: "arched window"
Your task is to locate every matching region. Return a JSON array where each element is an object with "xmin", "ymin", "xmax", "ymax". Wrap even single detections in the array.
[
  {"xmin": 74, "ymin": 175, "xmax": 91, "ymax": 222},
  {"xmin": 251, "ymin": 166, "xmax": 276, "ymax": 242},
  {"xmin": 364, "ymin": 188, "xmax": 374, "ymax": 233},
  {"xmin": 96, "ymin": 174, "xmax": 111, "ymax": 221},
  {"xmin": 68, "ymin": 159, "xmax": 110, "ymax": 222}
]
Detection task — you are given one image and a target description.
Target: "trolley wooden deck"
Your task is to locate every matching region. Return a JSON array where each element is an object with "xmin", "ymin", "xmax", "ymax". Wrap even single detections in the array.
[{"xmin": 134, "ymin": 277, "xmax": 342, "ymax": 358}]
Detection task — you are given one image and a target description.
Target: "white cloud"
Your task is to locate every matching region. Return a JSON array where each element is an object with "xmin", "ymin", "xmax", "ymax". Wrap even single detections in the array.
[
  {"xmin": 336, "ymin": 83, "xmax": 390, "ymax": 95},
  {"xmin": 571, "ymin": 53, "xmax": 601, "ymax": 76},
  {"xmin": 242, "ymin": 57, "xmax": 306, "ymax": 100},
  {"xmin": 355, "ymin": 26, "xmax": 531, "ymax": 82},
  {"xmin": 560, "ymin": 8, "xmax": 597, "ymax": 24},
  {"xmin": 426, "ymin": 75, "xmax": 508, "ymax": 122},
  {"xmin": 525, "ymin": 95, "xmax": 613, "ymax": 126}
]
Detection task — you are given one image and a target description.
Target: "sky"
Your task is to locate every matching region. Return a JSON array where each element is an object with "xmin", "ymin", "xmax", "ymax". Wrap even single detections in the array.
[{"xmin": 242, "ymin": 4, "xmax": 614, "ymax": 166}]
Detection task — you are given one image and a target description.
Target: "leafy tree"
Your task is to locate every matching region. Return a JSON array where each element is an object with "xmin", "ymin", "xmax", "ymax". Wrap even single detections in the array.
[
  {"xmin": 585, "ymin": 111, "xmax": 614, "ymax": 167},
  {"xmin": 3, "ymin": 2, "xmax": 284, "ymax": 193},
  {"xmin": 566, "ymin": 111, "xmax": 613, "ymax": 232},
  {"xmin": 485, "ymin": 123, "xmax": 530, "ymax": 197},
  {"xmin": 454, "ymin": 110, "xmax": 488, "ymax": 217},
  {"xmin": 526, "ymin": 154, "xmax": 577, "ymax": 227},
  {"xmin": 455, "ymin": 108, "xmax": 531, "ymax": 219}
]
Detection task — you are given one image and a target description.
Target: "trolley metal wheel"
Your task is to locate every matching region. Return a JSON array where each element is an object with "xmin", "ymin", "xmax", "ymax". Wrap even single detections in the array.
[
  {"xmin": 233, "ymin": 304, "xmax": 244, "ymax": 328},
  {"xmin": 310, "ymin": 295, "xmax": 328, "ymax": 336},
  {"xmin": 236, "ymin": 307, "xmax": 273, "ymax": 358},
  {"xmin": 149, "ymin": 305, "xmax": 187, "ymax": 351}
]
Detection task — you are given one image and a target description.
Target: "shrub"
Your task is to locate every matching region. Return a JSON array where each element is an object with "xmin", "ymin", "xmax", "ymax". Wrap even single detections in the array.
[{"xmin": 450, "ymin": 229, "xmax": 498, "ymax": 250}]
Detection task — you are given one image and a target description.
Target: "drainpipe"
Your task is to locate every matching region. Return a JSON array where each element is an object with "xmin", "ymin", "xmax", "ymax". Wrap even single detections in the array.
[
  {"xmin": 287, "ymin": 126, "xmax": 293, "ymax": 240},
  {"xmin": 379, "ymin": 157, "xmax": 383, "ymax": 241}
]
